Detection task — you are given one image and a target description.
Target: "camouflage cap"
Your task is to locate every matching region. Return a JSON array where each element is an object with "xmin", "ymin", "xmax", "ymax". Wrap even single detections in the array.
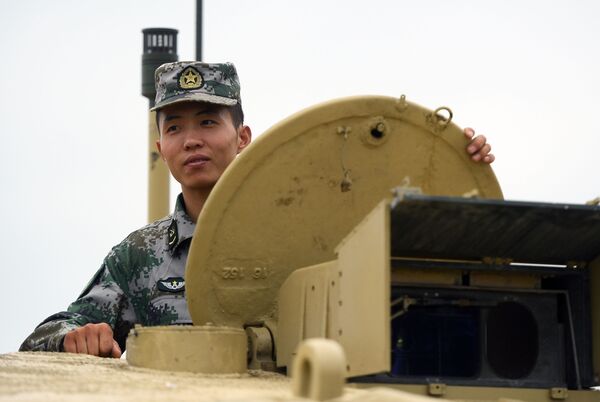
[{"xmin": 151, "ymin": 61, "xmax": 241, "ymax": 112}]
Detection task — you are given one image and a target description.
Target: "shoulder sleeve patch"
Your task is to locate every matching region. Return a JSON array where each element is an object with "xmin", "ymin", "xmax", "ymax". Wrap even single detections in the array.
[{"xmin": 157, "ymin": 277, "xmax": 185, "ymax": 293}]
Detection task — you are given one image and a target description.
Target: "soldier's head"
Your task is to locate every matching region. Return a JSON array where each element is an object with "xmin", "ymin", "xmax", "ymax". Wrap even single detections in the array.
[{"xmin": 152, "ymin": 61, "xmax": 252, "ymax": 192}]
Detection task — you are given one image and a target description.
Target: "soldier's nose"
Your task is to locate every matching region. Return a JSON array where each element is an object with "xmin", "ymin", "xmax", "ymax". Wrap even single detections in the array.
[{"xmin": 184, "ymin": 138, "xmax": 205, "ymax": 150}]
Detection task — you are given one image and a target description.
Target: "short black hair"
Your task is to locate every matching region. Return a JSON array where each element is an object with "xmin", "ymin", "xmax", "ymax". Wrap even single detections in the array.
[
  {"xmin": 155, "ymin": 102, "xmax": 244, "ymax": 134},
  {"xmin": 228, "ymin": 102, "xmax": 244, "ymax": 128}
]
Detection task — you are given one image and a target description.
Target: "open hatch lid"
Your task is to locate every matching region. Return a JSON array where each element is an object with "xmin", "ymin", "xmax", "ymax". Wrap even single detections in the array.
[{"xmin": 185, "ymin": 95, "xmax": 503, "ymax": 328}]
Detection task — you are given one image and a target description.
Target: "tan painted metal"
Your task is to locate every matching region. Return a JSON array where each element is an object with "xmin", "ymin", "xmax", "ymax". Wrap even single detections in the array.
[
  {"xmin": 0, "ymin": 352, "xmax": 293, "ymax": 401},
  {"xmin": 278, "ymin": 260, "xmax": 338, "ymax": 368},
  {"xmin": 278, "ymin": 202, "xmax": 391, "ymax": 377},
  {"xmin": 147, "ymin": 110, "xmax": 170, "ymax": 222},
  {"xmin": 333, "ymin": 200, "xmax": 391, "ymax": 377},
  {"xmin": 291, "ymin": 339, "xmax": 346, "ymax": 401},
  {"xmin": 185, "ymin": 95, "xmax": 503, "ymax": 332},
  {"xmin": 1, "ymin": 352, "xmax": 466, "ymax": 402},
  {"xmin": 247, "ymin": 326, "xmax": 277, "ymax": 371},
  {"xmin": 126, "ymin": 325, "xmax": 246, "ymax": 373}
]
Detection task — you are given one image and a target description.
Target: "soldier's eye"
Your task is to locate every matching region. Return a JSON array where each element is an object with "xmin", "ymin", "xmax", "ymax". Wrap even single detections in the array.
[
  {"xmin": 166, "ymin": 125, "xmax": 178, "ymax": 133},
  {"xmin": 201, "ymin": 119, "xmax": 217, "ymax": 126}
]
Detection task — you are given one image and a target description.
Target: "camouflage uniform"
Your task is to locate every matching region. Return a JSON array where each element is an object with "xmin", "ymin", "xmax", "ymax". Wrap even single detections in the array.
[
  {"xmin": 20, "ymin": 194, "xmax": 195, "ymax": 352},
  {"xmin": 20, "ymin": 61, "xmax": 242, "ymax": 353}
]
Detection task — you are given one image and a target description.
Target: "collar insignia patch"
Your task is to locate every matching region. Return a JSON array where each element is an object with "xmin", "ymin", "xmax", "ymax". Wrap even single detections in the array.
[
  {"xmin": 178, "ymin": 67, "xmax": 203, "ymax": 90},
  {"xmin": 167, "ymin": 219, "xmax": 178, "ymax": 250},
  {"xmin": 157, "ymin": 277, "xmax": 185, "ymax": 293}
]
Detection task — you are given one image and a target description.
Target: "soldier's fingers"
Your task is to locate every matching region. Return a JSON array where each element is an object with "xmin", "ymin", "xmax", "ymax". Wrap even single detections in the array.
[
  {"xmin": 86, "ymin": 327, "xmax": 100, "ymax": 356},
  {"xmin": 111, "ymin": 340, "xmax": 122, "ymax": 358},
  {"xmin": 74, "ymin": 331, "xmax": 88, "ymax": 354},
  {"xmin": 63, "ymin": 332, "xmax": 77, "ymax": 353},
  {"xmin": 483, "ymin": 154, "xmax": 495, "ymax": 164},
  {"xmin": 98, "ymin": 329, "xmax": 115, "ymax": 357},
  {"xmin": 467, "ymin": 135, "xmax": 487, "ymax": 154},
  {"xmin": 480, "ymin": 143, "xmax": 492, "ymax": 156},
  {"xmin": 463, "ymin": 127, "xmax": 475, "ymax": 139},
  {"xmin": 472, "ymin": 144, "xmax": 492, "ymax": 162}
]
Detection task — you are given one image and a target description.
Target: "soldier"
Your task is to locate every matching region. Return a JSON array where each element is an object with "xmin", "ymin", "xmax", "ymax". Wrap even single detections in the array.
[{"xmin": 20, "ymin": 61, "xmax": 494, "ymax": 357}]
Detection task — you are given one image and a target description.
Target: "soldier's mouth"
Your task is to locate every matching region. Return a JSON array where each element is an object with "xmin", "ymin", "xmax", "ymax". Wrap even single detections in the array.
[{"xmin": 184, "ymin": 154, "xmax": 210, "ymax": 167}]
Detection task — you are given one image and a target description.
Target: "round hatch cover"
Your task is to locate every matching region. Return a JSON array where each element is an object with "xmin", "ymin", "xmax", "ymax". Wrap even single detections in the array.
[{"xmin": 186, "ymin": 95, "xmax": 503, "ymax": 327}]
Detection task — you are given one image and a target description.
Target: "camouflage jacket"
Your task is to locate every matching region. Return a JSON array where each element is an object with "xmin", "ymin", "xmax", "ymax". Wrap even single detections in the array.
[{"xmin": 20, "ymin": 194, "xmax": 195, "ymax": 352}]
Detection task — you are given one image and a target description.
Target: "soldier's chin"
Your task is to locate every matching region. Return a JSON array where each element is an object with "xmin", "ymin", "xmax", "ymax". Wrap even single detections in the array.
[{"xmin": 183, "ymin": 176, "xmax": 219, "ymax": 192}]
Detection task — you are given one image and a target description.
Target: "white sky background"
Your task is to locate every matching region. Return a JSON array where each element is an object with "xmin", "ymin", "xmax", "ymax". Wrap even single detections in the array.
[{"xmin": 0, "ymin": 0, "xmax": 599, "ymax": 354}]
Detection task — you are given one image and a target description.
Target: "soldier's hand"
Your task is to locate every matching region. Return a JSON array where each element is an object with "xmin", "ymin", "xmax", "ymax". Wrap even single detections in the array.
[
  {"xmin": 63, "ymin": 323, "xmax": 122, "ymax": 358},
  {"xmin": 464, "ymin": 127, "xmax": 495, "ymax": 163}
]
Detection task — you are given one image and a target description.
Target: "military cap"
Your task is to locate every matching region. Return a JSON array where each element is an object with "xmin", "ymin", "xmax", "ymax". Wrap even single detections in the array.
[{"xmin": 151, "ymin": 61, "xmax": 241, "ymax": 112}]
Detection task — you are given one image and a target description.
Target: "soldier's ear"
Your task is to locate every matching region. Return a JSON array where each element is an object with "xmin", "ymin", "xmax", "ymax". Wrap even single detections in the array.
[
  {"xmin": 156, "ymin": 140, "xmax": 165, "ymax": 161},
  {"xmin": 237, "ymin": 125, "xmax": 252, "ymax": 154}
]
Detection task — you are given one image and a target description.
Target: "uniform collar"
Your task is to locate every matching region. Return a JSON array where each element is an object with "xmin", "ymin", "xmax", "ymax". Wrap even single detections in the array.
[{"xmin": 166, "ymin": 193, "xmax": 196, "ymax": 253}]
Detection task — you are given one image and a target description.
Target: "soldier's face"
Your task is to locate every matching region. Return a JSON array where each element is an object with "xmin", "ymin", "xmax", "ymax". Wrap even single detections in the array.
[{"xmin": 156, "ymin": 102, "xmax": 251, "ymax": 193}]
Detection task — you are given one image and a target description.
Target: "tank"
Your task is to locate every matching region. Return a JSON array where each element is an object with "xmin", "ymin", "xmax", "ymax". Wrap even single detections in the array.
[{"xmin": 2, "ymin": 95, "xmax": 599, "ymax": 402}]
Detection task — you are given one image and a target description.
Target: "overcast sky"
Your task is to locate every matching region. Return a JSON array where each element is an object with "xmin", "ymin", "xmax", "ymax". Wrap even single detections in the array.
[{"xmin": 0, "ymin": 0, "xmax": 599, "ymax": 354}]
